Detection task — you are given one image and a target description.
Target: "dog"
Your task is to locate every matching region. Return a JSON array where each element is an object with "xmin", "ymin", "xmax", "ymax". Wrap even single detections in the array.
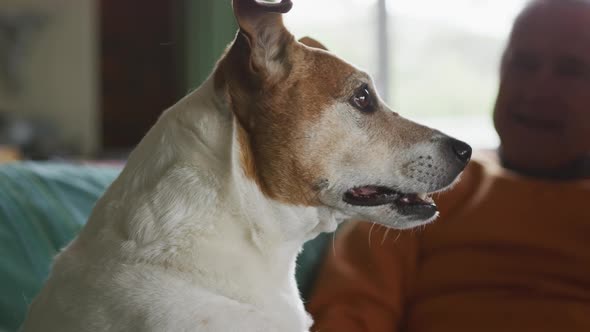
[{"xmin": 21, "ymin": 1, "xmax": 471, "ymax": 331}]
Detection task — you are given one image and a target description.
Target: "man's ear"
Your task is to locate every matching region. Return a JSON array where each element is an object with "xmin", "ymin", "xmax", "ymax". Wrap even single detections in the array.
[
  {"xmin": 298, "ymin": 36, "xmax": 329, "ymax": 51},
  {"xmin": 232, "ymin": 0, "xmax": 294, "ymax": 79}
]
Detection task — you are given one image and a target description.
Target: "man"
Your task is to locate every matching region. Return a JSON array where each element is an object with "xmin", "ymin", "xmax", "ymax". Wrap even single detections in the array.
[{"xmin": 307, "ymin": 0, "xmax": 590, "ymax": 331}]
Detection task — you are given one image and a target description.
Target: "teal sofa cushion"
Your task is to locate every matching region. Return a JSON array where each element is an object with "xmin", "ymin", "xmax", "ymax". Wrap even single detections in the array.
[
  {"xmin": 0, "ymin": 162, "xmax": 120, "ymax": 331},
  {"xmin": 0, "ymin": 162, "xmax": 330, "ymax": 331},
  {"xmin": 296, "ymin": 232, "xmax": 331, "ymax": 301}
]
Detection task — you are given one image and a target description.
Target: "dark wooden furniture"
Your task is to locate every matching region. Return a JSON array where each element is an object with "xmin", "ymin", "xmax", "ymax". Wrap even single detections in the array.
[{"xmin": 100, "ymin": 0, "xmax": 184, "ymax": 152}]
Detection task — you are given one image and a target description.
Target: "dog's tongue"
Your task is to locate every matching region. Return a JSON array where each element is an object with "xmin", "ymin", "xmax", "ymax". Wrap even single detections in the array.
[{"xmin": 351, "ymin": 186, "xmax": 380, "ymax": 196}]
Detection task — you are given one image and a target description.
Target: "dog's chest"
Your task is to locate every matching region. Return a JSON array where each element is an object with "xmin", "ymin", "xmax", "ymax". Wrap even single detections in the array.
[
  {"xmin": 246, "ymin": 285, "xmax": 313, "ymax": 332},
  {"xmin": 267, "ymin": 303, "xmax": 313, "ymax": 332}
]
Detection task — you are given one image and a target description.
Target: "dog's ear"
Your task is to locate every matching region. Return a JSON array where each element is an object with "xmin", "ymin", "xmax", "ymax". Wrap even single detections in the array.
[
  {"xmin": 232, "ymin": 0, "xmax": 294, "ymax": 80},
  {"xmin": 298, "ymin": 37, "xmax": 328, "ymax": 51}
]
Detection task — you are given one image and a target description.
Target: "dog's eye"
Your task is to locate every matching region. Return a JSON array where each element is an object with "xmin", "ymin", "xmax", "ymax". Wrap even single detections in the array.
[{"xmin": 350, "ymin": 84, "xmax": 373, "ymax": 112}]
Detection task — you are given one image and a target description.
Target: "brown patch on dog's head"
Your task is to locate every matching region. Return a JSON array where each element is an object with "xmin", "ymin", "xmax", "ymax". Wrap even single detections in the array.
[
  {"xmin": 214, "ymin": 0, "xmax": 360, "ymax": 205},
  {"xmin": 213, "ymin": 1, "xmax": 471, "ymax": 228}
]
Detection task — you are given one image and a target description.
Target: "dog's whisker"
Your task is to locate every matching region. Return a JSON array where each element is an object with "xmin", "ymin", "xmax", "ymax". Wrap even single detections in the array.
[
  {"xmin": 380, "ymin": 228, "xmax": 391, "ymax": 245},
  {"xmin": 368, "ymin": 222, "xmax": 376, "ymax": 247},
  {"xmin": 393, "ymin": 230, "xmax": 402, "ymax": 242}
]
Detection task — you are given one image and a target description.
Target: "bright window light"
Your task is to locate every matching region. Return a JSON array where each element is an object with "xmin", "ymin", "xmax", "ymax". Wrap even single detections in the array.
[{"xmin": 284, "ymin": 0, "xmax": 529, "ymax": 149}]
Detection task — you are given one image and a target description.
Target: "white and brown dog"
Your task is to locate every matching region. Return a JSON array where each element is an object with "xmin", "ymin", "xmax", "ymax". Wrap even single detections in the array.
[{"xmin": 22, "ymin": 1, "xmax": 471, "ymax": 331}]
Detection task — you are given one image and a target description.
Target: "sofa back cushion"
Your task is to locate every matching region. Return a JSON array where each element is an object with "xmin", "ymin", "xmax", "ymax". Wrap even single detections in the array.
[{"xmin": 0, "ymin": 162, "xmax": 120, "ymax": 331}]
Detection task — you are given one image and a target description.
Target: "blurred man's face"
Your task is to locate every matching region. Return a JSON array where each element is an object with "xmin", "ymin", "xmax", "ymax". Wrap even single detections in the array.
[{"xmin": 494, "ymin": 1, "xmax": 590, "ymax": 172}]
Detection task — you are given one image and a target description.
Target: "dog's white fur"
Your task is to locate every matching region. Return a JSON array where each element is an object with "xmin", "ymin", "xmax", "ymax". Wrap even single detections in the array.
[
  {"xmin": 23, "ymin": 75, "xmax": 346, "ymax": 331},
  {"xmin": 22, "ymin": 2, "xmax": 470, "ymax": 331}
]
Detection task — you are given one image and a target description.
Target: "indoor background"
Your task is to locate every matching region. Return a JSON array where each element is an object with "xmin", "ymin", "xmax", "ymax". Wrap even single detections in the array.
[{"xmin": 0, "ymin": 0, "xmax": 528, "ymax": 162}]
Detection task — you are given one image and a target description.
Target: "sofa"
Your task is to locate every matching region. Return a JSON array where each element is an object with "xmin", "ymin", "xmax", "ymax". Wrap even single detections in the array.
[{"xmin": 0, "ymin": 162, "xmax": 330, "ymax": 331}]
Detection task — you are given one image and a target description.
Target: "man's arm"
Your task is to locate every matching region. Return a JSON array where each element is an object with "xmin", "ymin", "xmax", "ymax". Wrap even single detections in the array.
[{"xmin": 306, "ymin": 221, "xmax": 420, "ymax": 332}]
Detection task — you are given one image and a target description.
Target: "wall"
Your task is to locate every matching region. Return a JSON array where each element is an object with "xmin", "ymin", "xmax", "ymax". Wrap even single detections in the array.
[
  {"xmin": 0, "ymin": 0, "xmax": 98, "ymax": 156},
  {"xmin": 184, "ymin": 0, "xmax": 237, "ymax": 90}
]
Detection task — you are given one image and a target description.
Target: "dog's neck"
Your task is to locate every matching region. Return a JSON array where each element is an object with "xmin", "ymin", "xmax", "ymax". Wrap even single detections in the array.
[{"xmin": 89, "ymin": 75, "xmax": 336, "ymax": 324}]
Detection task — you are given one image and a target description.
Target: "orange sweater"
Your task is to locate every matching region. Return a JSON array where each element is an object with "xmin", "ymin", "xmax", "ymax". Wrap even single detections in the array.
[{"xmin": 308, "ymin": 154, "xmax": 590, "ymax": 332}]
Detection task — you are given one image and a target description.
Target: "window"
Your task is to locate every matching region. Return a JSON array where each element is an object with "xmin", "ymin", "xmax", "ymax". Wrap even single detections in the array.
[{"xmin": 284, "ymin": 0, "xmax": 529, "ymax": 149}]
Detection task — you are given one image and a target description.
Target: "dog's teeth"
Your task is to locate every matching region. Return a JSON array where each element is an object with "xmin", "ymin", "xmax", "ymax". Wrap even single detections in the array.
[{"xmin": 418, "ymin": 193, "xmax": 428, "ymax": 201}]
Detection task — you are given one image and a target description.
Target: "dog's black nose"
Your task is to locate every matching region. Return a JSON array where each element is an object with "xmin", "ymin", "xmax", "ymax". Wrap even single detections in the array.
[{"xmin": 450, "ymin": 138, "xmax": 472, "ymax": 165}]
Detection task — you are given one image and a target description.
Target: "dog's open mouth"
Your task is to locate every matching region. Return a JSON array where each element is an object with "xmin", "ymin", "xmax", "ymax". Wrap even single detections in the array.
[{"xmin": 343, "ymin": 186, "xmax": 437, "ymax": 219}]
